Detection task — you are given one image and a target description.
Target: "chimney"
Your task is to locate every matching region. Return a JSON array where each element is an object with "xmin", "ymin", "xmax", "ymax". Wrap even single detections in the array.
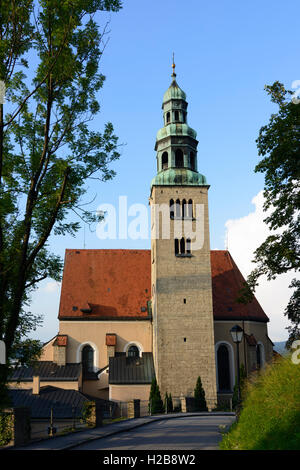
[
  {"xmin": 106, "ymin": 334, "xmax": 117, "ymax": 363},
  {"xmin": 53, "ymin": 335, "xmax": 67, "ymax": 366},
  {"xmin": 32, "ymin": 375, "xmax": 40, "ymax": 395}
]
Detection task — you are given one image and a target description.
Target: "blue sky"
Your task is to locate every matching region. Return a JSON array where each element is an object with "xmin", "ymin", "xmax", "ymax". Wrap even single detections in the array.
[{"xmin": 28, "ymin": 0, "xmax": 300, "ymax": 343}]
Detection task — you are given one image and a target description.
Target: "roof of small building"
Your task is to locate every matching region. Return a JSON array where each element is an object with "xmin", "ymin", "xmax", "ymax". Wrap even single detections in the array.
[
  {"xmin": 109, "ymin": 352, "xmax": 155, "ymax": 385},
  {"xmin": 58, "ymin": 249, "xmax": 269, "ymax": 323},
  {"xmin": 8, "ymin": 361, "xmax": 81, "ymax": 382},
  {"xmin": 8, "ymin": 386, "xmax": 89, "ymax": 419}
]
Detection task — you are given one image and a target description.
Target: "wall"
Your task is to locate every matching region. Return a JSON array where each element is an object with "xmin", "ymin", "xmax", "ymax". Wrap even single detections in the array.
[
  {"xmin": 109, "ymin": 384, "xmax": 151, "ymax": 402},
  {"xmin": 214, "ymin": 320, "xmax": 273, "ymax": 391},
  {"xmin": 150, "ymin": 185, "xmax": 217, "ymax": 407},
  {"xmin": 59, "ymin": 320, "xmax": 152, "ymax": 370}
]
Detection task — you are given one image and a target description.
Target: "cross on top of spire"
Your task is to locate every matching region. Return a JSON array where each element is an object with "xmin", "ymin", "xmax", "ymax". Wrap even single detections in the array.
[{"xmin": 171, "ymin": 52, "xmax": 176, "ymax": 78}]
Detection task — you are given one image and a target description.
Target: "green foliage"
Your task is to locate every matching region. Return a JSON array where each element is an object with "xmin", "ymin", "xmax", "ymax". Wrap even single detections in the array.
[
  {"xmin": 0, "ymin": 0, "xmax": 122, "ymax": 396},
  {"xmin": 148, "ymin": 378, "xmax": 164, "ymax": 414},
  {"xmin": 194, "ymin": 376, "xmax": 207, "ymax": 411},
  {"xmin": 239, "ymin": 82, "xmax": 300, "ymax": 345},
  {"xmin": 82, "ymin": 401, "xmax": 94, "ymax": 426},
  {"xmin": 232, "ymin": 363, "xmax": 247, "ymax": 410},
  {"xmin": 0, "ymin": 412, "xmax": 13, "ymax": 446},
  {"xmin": 220, "ymin": 356, "xmax": 300, "ymax": 450}
]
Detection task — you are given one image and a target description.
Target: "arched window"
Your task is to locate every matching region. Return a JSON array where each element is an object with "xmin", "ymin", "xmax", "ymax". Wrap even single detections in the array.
[
  {"xmin": 162, "ymin": 152, "xmax": 168, "ymax": 170},
  {"xmin": 175, "ymin": 149, "xmax": 184, "ymax": 168},
  {"xmin": 175, "ymin": 238, "xmax": 179, "ymax": 255},
  {"xmin": 82, "ymin": 345, "xmax": 94, "ymax": 376},
  {"xmin": 183, "ymin": 112, "xmax": 186, "ymax": 123},
  {"xmin": 190, "ymin": 152, "xmax": 195, "ymax": 170},
  {"xmin": 166, "ymin": 112, "xmax": 170, "ymax": 123},
  {"xmin": 182, "ymin": 199, "xmax": 186, "ymax": 219},
  {"xmin": 186, "ymin": 238, "xmax": 191, "ymax": 254},
  {"xmin": 175, "ymin": 199, "xmax": 181, "ymax": 218},
  {"xmin": 128, "ymin": 345, "xmax": 139, "ymax": 358},
  {"xmin": 180, "ymin": 237, "xmax": 185, "ymax": 254},
  {"xmin": 217, "ymin": 344, "xmax": 231, "ymax": 391},
  {"xmin": 170, "ymin": 199, "xmax": 174, "ymax": 219},
  {"xmin": 188, "ymin": 199, "xmax": 193, "ymax": 218},
  {"xmin": 174, "ymin": 110, "xmax": 179, "ymax": 121}
]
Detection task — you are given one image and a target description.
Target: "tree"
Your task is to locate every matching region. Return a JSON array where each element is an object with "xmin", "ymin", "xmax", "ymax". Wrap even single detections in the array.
[
  {"xmin": 240, "ymin": 82, "xmax": 300, "ymax": 347},
  {"xmin": 194, "ymin": 376, "xmax": 207, "ymax": 411},
  {"xmin": 0, "ymin": 0, "xmax": 122, "ymax": 403},
  {"xmin": 148, "ymin": 378, "xmax": 164, "ymax": 414}
]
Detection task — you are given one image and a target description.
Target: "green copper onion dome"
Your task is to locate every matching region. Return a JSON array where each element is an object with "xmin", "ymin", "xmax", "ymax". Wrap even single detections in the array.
[
  {"xmin": 151, "ymin": 168, "xmax": 207, "ymax": 187},
  {"xmin": 156, "ymin": 122, "xmax": 197, "ymax": 142},
  {"xmin": 163, "ymin": 79, "xmax": 187, "ymax": 103},
  {"xmin": 151, "ymin": 57, "xmax": 207, "ymax": 190}
]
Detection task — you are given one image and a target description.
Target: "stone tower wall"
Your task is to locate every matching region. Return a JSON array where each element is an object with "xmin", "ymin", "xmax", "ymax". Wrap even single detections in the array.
[{"xmin": 150, "ymin": 185, "xmax": 217, "ymax": 409}]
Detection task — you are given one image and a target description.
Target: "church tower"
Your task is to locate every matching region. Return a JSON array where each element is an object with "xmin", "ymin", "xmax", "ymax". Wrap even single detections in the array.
[{"xmin": 150, "ymin": 60, "xmax": 217, "ymax": 408}]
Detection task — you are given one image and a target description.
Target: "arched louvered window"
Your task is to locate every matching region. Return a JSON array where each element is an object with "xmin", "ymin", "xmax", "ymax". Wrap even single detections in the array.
[
  {"xmin": 182, "ymin": 199, "xmax": 186, "ymax": 219},
  {"xmin": 166, "ymin": 112, "xmax": 170, "ymax": 123},
  {"xmin": 190, "ymin": 152, "xmax": 195, "ymax": 170},
  {"xmin": 180, "ymin": 237, "xmax": 185, "ymax": 254},
  {"xmin": 170, "ymin": 199, "xmax": 174, "ymax": 219},
  {"xmin": 128, "ymin": 345, "xmax": 139, "ymax": 358},
  {"xmin": 174, "ymin": 110, "xmax": 179, "ymax": 121},
  {"xmin": 162, "ymin": 152, "xmax": 168, "ymax": 170},
  {"xmin": 82, "ymin": 345, "xmax": 94, "ymax": 376},
  {"xmin": 175, "ymin": 238, "xmax": 179, "ymax": 255},
  {"xmin": 175, "ymin": 149, "xmax": 184, "ymax": 168},
  {"xmin": 188, "ymin": 199, "xmax": 193, "ymax": 218},
  {"xmin": 175, "ymin": 199, "xmax": 181, "ymax": 218}
]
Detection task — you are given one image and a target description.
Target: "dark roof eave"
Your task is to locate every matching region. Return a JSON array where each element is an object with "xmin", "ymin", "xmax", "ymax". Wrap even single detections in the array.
[
  {"xmin": 59, "ymin": 315, "xmax": 152, "ymax": 321},
  {"xmin": 214, "ymin": 315, "xmax": 269, "ymax": 323},
  {"xmin": 109, "ymin": 381, "xmax": 153, "ymax": 385},
  {"xmin": 8, "ymin": 377, "xmax": 79, "ymax": 382}
]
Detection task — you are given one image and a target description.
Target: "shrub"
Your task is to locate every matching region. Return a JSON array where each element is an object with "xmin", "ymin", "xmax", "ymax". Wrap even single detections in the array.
[
  {"xmin": 0, "ymin": 412, "xmax": 13, "ymax": 447},
  {"xmin": 194, "ymin": 376, "xmax": 208, "ymax": 411},
  {"xmin": 220, "ymin": 356, "xmax": 300, "ymax": 450},
  {"xmin": 148, "ymin": 378, "xmax": 164, "ymax": 414}
]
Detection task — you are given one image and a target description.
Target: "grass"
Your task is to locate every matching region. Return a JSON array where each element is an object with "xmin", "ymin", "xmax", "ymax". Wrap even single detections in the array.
[{"xmin": 220, "ymin": 355, "xmax": 300, "ymax": 450}]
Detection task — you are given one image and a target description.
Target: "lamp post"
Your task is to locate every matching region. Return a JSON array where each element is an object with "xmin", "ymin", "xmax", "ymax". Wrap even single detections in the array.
[{"xmin": 230, "ymin": 324, "xmax": 244, "ymax": 403}]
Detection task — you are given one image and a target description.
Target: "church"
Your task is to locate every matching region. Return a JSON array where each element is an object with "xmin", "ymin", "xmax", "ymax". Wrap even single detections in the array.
[{"xmin": 9, "ymin": 63, "xmax": 274, "ymax": 410}]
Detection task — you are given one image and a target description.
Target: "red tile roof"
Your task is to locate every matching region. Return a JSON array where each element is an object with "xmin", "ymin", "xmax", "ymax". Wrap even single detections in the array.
[
  {"xmin": 58, "ymin": 250, "xmax": 151, "ymax": 320},
  {"xmin": 211, "ymin": 250, "xmax": 269, "ymax": 322},
  {"xmin": 58, "ymin": 249, "xmax": 269, "ymax": 323}
]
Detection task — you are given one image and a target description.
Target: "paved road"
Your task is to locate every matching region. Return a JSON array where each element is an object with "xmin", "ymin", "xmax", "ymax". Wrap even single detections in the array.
[{"xmin": 71, "ymin": 415, "xmax": 235, "ymax": 450}]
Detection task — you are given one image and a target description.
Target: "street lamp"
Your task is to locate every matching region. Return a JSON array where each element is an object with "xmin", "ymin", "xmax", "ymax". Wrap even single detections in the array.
[{"xmin": 230, "ymin": 325, "xmax": 244, "ymax": 403}]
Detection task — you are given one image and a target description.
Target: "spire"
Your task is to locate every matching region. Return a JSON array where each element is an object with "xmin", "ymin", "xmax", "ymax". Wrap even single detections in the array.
[{"xmin": 171, "ymin": 52, "xmax": 176, "ymax": 79}]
